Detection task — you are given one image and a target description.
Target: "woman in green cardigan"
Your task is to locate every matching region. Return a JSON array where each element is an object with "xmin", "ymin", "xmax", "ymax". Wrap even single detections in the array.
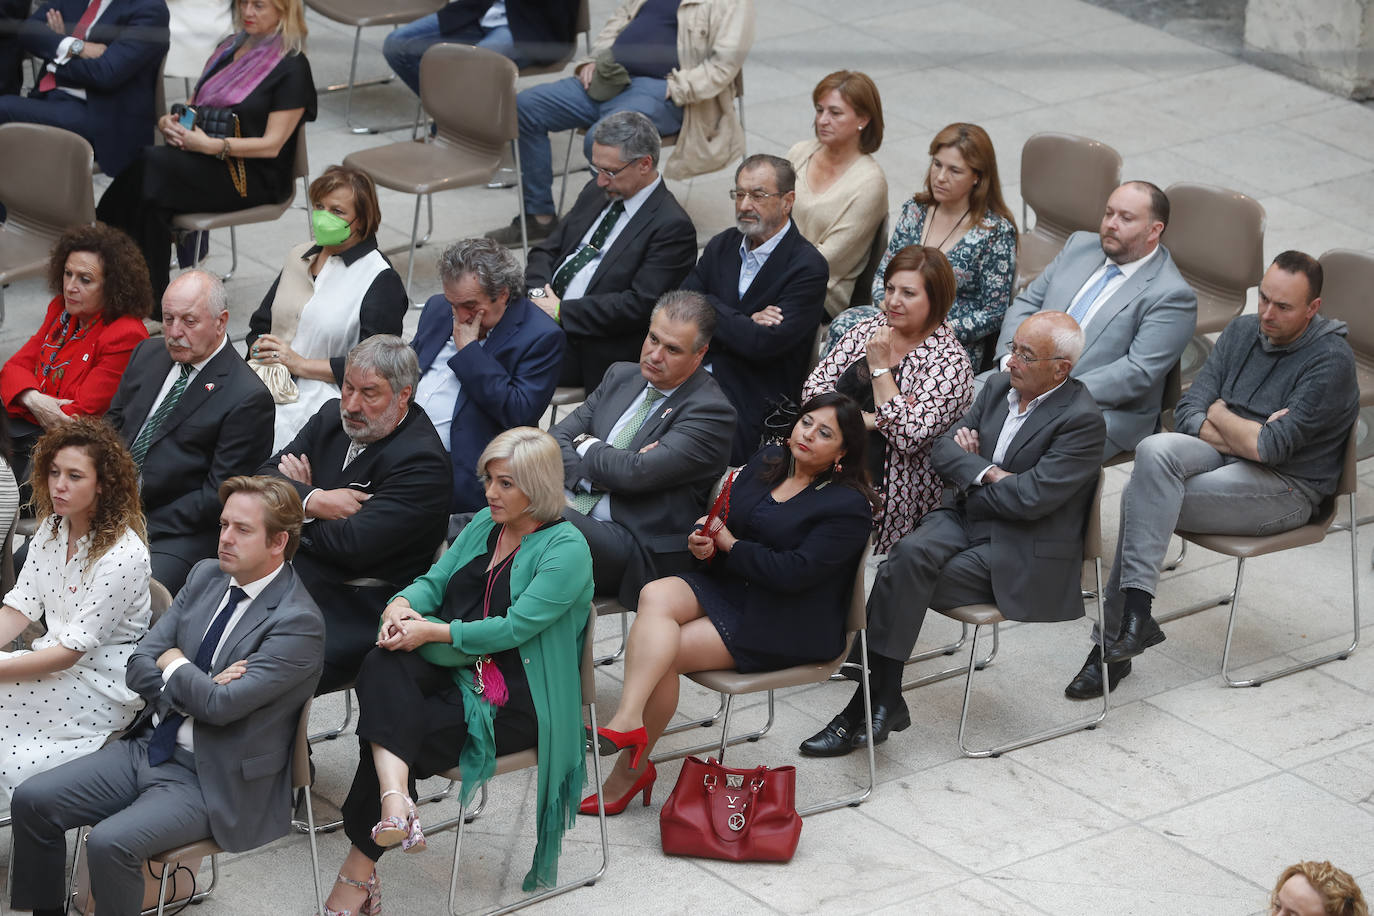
[{"xmin": 322, "ymin": 427, "xmax": 594, "ymax": 916}]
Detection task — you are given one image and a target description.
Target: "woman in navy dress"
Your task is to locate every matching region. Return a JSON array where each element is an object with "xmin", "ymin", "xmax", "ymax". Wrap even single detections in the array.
[{"xmin": 582, "ymin": 391, "xmax": 877, "ymax": 815}]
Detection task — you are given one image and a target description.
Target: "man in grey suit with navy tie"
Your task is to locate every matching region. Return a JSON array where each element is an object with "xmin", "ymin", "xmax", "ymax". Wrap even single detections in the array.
[
  {"xmin": 552, "ymin": 290, "xmax": 736, "ymax": 610},
  {"xmin": 9, "ymin": 477, "xmax": 324, "ymax": 916},
  {"xmin": 992, "ymin": 181, "xmax": 1197, "ymax": 459}
]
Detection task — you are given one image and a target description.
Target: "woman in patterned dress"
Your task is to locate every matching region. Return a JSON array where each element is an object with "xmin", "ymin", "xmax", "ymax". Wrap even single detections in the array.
[
  {"xmin": 0, "ymin": 418, "xmax": 151, "ymax": 802},
  {"xmin": 803, "ymin": 245, "xmax": 974, "ymax": 555},
  {"xmin": 827, "ymin": 122, "xmax": 1017, "ymax": 371}
]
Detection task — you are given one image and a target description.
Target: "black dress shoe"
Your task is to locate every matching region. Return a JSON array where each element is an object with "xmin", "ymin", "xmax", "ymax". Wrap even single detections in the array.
[
  {"xmin": 850, "ymin": 700, "xmax": 911, "ymax": 749},
  {"xmin": 1105, "ymin": 612, "xmax": 1166, "ymax": 664},
  {"xmin": 799, "ymin": 715, "xmax": 859, "ymax": 757},
  {"xmin": 1064, "ymin": 645, "xmax": 1131, "ymax": 699}
]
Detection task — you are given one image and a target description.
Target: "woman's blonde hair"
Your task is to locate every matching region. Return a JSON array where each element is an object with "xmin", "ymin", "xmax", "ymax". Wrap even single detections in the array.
[
  {"xmin": 1271, "ymin": 862, "xmax": 1368, "ymax": 916},
  {"xmin": 233, "ymin": 0, "xmax": 308, "ymax": 54},
  {"xmin": 30, "ymin": 418, "xmax": 147, "ymax": 571},
  {"xmin": 477, "ymin": 428, "xmax": 565, "ymax": 523}
]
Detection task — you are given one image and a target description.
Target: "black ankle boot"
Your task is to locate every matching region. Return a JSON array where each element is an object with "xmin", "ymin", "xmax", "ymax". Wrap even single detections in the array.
[{"xmin": 1105, "ymin": 588, "xmax": 1166, "ymax": 663}]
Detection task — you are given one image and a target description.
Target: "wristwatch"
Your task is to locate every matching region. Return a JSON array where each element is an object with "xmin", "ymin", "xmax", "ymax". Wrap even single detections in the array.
[
  {"xmin": 871, "ymin": 366, "xmax": 892, "ymax": 379},
  {"xmin": 572, "ymin": 433, "xmax": 596, "ymax": 450},
  {"xmin": 69, "ymin": 38, "xmax": 85, "ymax": 58},
  {"xmin": 527, "ymin": 287, "xmax": 546, "ymax": 299}
]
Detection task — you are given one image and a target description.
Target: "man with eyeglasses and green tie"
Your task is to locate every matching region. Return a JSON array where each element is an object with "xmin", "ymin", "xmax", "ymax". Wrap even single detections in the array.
[
  {"xmin": 682, "ymin": 152, "xmax": 829, "ymax": 464},
  {"xmin": 524, "ymin": 111, "xmax": 696, "ymax": 392}
]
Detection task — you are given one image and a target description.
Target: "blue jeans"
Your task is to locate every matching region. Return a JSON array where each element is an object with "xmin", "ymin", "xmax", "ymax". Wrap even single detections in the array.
[
  {"xmin": 382, "ymin": 17, "xmax": 525, "ymax": 96},
  {"xmin": 517, "ymin": 75, "xmax": 683, "ymax": 215}
]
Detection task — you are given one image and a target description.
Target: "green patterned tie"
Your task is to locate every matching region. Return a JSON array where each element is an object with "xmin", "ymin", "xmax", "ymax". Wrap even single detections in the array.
[
  {"xmin": 130, "ymin": 364, "xmax": 192, "ymax": 467},
  {"xmin": 570, "ymin": 388, "xmax": 665, "ymax": 514},
  {"xmin": 551, "ymin": 200, "xmax": 625, "ymax": 298}
]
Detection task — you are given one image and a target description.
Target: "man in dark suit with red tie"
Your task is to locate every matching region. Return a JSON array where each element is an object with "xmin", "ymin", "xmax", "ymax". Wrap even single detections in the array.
[
  {"xmin": 106, "ymin": 270, "xmax": 275, "ymax": 594},
  {"xmin": 0, "ymin": 0, "xmax": 168, "ymax": 177},
  {"xmin": 524, "ymin": 110, "xmax": 697, "ymax": 392}
]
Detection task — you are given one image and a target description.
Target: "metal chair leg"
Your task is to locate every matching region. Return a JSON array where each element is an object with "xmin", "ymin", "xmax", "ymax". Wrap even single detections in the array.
[
  {"xmin": 651, "ymin": 691, "xmax": 775, "ymax": 763},
  {"xmin": 799, "ymin": 630, "xmax": 877, "ymax": 816},
  {"xmin": 309, "ymin": 689, "xmax": 354, "ymax": 743},
  {"xmin": 557, "ymin": 130, "xmax": 576, "ymax": 215},
  {"xmin": 1222, "ymin": 494, "xmax": 1361, "ymax": 686},
  {"xmin": 660, "ymin": 693, "xmax": 726, "ymax": 737},
  {"xmin": 513, "ymin": 139, "xmax": 528, "ymax": 261},
  {"xmin": 593, "ymin": 612, "xmax": 629, "ymax": 666},
  {"xmin": 1162, "ymin": 539, "xmax": 1187, "ymax": 572},
  {"xmin": 403, "ymin": 194, "xmax": 421, "ymax": 296},
  {"xmin": 958, "ymin": 558, "xmax": 1109, "ymax": 758},
  {"xmin": 903, "ymin": 623, "xmax": 999, "ymax": 691}
]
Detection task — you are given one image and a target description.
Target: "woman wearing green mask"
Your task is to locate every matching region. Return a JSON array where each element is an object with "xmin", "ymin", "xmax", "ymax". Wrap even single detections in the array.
[{"xmin": 245, "ymin": 164, "xmax": 408, "ymax": 450}]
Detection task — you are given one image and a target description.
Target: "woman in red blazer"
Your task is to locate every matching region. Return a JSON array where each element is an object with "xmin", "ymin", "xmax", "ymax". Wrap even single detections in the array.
[{"xmin": 0, "ymin": 224, "xmax": 151, "ymax": 471}]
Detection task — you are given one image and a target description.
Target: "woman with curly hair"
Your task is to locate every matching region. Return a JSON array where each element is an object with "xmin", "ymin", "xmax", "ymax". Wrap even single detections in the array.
[
  {"xmin": 0, "ymin": 417, "xmax": 151, "ymax": 803},
  {"xmin": 0, "ymin": 224, "xmax": 151, "ymax": 474},
  {"xmin": 1272, "ymin": 862, "xmax": 1368, "ymax": 916}
]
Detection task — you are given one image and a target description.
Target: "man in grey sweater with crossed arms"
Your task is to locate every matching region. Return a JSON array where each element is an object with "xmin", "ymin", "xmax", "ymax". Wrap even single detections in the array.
[{"xmin": 1064, "ymin": 249, "xmax": 1359, "ymax": 700}]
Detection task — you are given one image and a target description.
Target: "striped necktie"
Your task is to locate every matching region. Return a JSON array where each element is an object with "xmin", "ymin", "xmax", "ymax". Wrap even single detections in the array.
[
  {"xmin": 130, "ymin": 364, "xmax": 192, "ymax": 467},
  {"xmin": 551, "ymin": 200, "xmax": 625, "ymax": 298},
  {"xmin": 570, "ymin": 388, "xmax": 665, "ymax": 514}
]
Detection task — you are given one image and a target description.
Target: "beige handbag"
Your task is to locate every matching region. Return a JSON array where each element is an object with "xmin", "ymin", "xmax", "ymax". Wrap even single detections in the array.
[
  {"xmin": 250, "ymin": 241, "xmax": 317, "ymax": 404},
  {"xmin": 71, "ymin": 826, "xmax": 204, "ymax": 914}
]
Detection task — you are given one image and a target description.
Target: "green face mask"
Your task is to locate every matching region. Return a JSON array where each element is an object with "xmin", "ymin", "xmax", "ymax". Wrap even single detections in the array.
[{"xmin": 311, "ymin": 208, "xmax": 352, "ymax": 247}]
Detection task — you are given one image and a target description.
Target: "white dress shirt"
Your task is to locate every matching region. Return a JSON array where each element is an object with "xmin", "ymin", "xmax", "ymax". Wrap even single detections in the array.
[
  {"xmin": 975, "ymin": 379, "xmax": 1069, "ymax": 484},
  {"xmin": 556, "ymin": 176, "xmax": 662, "ymax": 301},
  {"xmin": 161, "ymin": 563, "xmax": 285, "ymax": 752},
  {"xmin": 737, "ymin": 219, "xmax": 791, "ymax": 298},
  {"xmin": 415, "ymin": 338, "xmax": 486, "ymax": 452}
]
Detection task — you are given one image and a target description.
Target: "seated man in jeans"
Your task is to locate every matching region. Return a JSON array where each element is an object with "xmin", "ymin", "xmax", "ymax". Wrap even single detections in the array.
[
  {"xmin": 1065, "ymin": 250, "xmax": 1360, "ymax": 700},
  {"xmin": 486, "ymin": 0, "xmax": 752, "ymax": 246},
  {"xmin": 382, "ymin": 0, "xmax": 579, "ymax": 96}
]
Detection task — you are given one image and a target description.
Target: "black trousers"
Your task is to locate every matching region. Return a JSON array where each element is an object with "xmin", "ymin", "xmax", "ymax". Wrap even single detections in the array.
[
  {"xmin": 96, "ymin": 146, "xmax": 281, "ymax": 306},
  {"xmin": 341, "ymin": 647, "xmax": 536, "ymax": 861}
]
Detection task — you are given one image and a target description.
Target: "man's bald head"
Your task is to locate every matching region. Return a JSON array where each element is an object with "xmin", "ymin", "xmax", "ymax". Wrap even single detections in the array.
[
  {"xmin": 1007, "ymin": 312, "xmax": 1084, "ymax": 401},
  {"xmin": 162, "ymin": 269, "xmax": 229, "ymax": 365}
]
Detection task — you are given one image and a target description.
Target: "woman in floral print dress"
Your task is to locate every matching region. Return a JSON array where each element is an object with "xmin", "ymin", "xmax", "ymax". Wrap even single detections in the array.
[
  {"xmin": 804, "ymin": 245, "xmax": 974, "ymax": 554},
  {"xmin": 827, "ymin": 122, "xmax": 1017, "ymax": 371}
]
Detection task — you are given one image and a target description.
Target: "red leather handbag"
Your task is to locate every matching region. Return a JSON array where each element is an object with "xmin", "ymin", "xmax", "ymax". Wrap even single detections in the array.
[{"xmin": 659, "ymin": 756, "xmax": 802, "ymax": 862}]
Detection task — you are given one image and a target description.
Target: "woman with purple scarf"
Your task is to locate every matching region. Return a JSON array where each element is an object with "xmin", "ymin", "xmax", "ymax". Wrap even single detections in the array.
[{"xmin": 96, "ymin": 0, "xmax": 316, "ymax": 314}]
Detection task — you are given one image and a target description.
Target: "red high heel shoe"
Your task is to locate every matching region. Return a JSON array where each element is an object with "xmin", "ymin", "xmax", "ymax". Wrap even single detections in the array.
[
  {"xmin": 579, "ymin": 760, "xmax": 656, "ymax": 815},
  {"xmin": 595, "ymin": 725, "xmax": 648, "ymax": 769}
]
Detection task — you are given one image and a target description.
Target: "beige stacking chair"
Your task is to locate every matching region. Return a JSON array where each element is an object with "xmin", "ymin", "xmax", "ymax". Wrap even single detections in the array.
[
  {"xmin": 425, "ymin": 602, "xmax": 608, "ymax": 915},
  {"xmin": 907, "ymin": 472, "xmax": 1108, "ymax": 758},
  {"xmin": 0, "ymin": 123, "xmax": 96, "ymax": 324},
  {"xmin": 1157, "ymin": 422, "xmax": 1360, "ymax": 687},
  {"xmin": 304, "ymin": 0, "xmax": 447, "ymax": 133},
  {"xmin": 344, "ymin": 44, "xmax": 525, "ymax": 295},
  {"xmin": 1161, "ymin": 182, "xmax": 1265, "ymax": 337},
  {"xmin": 1015, "ymin": 133, "xmax": 1121, "ymax": 291},
  {"xmin": 172, "ymin": 123, "xmax": 310, "ymax": 282}
]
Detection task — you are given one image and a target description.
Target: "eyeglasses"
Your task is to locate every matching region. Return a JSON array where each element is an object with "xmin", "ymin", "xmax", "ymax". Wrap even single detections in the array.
[
  {"xmin": 1007, "ymin": 344, "xmax": 1067, "ymax": 364},
  {"xmin": 728, "ymin": 189, "xmax": 784, "ymax": 202},
  {"xmin": 592, "ymin": 160, "xmax": 635, "ymax": 180}
]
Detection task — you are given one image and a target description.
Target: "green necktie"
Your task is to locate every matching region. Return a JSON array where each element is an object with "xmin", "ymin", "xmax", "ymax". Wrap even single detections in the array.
[
  {"xmin": 551, "ymin": 200, "xmax": 625, "ymax": 298},
  {"xmin": 130, "ymin": 364, "xmax": 192, "ymax": 467},
  {"xmin": 570, "ymin": 388, "xmax": 665, "ymax": 515}
]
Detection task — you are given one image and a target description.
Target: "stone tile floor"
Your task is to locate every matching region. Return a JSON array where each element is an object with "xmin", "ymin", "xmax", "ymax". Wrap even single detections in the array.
[{"xmin": 4, "ymin": 0, "xmax": 1374, "ymax": 912}]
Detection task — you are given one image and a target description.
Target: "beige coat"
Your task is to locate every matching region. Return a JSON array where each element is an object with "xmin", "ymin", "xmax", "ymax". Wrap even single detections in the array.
[{"xmin": 589, "ymin": 0, "xmax": 754, "ymax": 180}]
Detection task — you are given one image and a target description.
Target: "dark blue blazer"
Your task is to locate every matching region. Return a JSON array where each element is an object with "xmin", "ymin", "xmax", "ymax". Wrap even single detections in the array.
[
  {"xmin": 19, "ymin": 0, "xmax": 169, "ymax": 177},
  {"xmin": 713, "ymin": 446, "xmax": 873, "ymax": 665},
  {"xmin": 682, "ymin": 223, "xmax": 829, "ymax": 464},
  {"xmin": 411, "ymin": 293, "xmax": 565, "ymax": 512}
]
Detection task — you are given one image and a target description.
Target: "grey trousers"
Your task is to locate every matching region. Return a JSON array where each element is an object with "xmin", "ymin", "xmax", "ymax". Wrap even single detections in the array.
[
  {"xmin": 867, "ymin": 508, "xmax": 996, "ymax": 661},
  {"xmin": 9, "ymin": 733, "xmax": 212, "ymax": 916},
  {"xmin": 1100, "ymin": 432, "xmax": 1314, "ymax": 638}
]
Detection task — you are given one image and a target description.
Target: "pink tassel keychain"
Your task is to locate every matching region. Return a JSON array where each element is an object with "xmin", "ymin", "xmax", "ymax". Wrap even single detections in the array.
[{"xmin": 475, "ymin": 525, "xmax": 520, "ymax": 708}]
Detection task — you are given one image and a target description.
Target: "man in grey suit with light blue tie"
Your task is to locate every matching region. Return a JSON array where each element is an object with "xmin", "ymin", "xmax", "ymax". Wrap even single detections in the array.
[
  {"xmin": 9, "ymin": 477, "xmax": 324, "ymax": 916},
  {"xmin": 992, "ymin": 181, "xmax": 1197, "ymax": 459}
]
